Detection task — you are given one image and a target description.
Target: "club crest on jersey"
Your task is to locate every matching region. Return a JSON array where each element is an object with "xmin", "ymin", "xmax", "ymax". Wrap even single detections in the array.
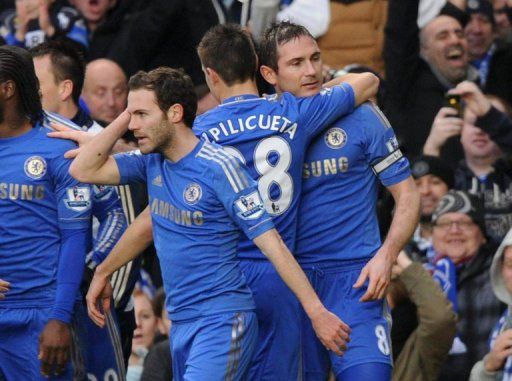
[
  {"xmin": 65, "ymin": 186, "xmax": 91, "ymax": 211},
  {"xmin": 183, "ymin": 183, "xmax": 202, "ymax": 205},
  {"xmin": 24, "ymin": 156, "xmax": 47, "ymax": 179},
  {"xmin": 235, "ymin": 191, "xmax": 264, "ymax": 220},
  {"xmin": 325, "ymin": 128, "xmax": 347, "ymax": 149}
]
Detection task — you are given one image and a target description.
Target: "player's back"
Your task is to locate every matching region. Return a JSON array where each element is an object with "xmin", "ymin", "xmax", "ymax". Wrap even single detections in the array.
[
  {"xmin": 0, "ymin": 122, "xmax": 91, "ymax": 306},
  {"xmin": 194, "ymin": 86, "xmax": 355, "ymax": 258}
]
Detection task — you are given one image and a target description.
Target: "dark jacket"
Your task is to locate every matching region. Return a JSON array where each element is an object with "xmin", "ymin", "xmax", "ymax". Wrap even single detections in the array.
[
  {"xmin": 485, "ymin": 41, "xmax": 512, "ymax": 107},
  {"xmin": 383, "ymin": 0, "xmax": 470, "ymax": 161}
]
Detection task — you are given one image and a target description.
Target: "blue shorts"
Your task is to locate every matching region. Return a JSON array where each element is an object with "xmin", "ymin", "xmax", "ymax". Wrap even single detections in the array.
[
  {"xmin": 0, "ymin": 306, "xmax": 85, "ymax": 381},
  {"xmin": 239, "ymin": 260, "xmax": 301, "ymax": 381},
  {"xmin": 300, "ymin": 260, "xmax": 392, "ymax": 380},
  {"xmin": 171, "ymin": 311, "xmax": 257, "ymax": 381}
]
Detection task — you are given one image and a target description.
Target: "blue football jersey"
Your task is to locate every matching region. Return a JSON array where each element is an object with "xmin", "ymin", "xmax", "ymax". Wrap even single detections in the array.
[
  {"xmin": 0, "ymin": 123, "xmax": 92, "ymax": 306},
  {"xmin": 114, "ymin": 140, "xmax": 274, "ymax": 321},
  {"xmin": 296, "ymin": 103, "xmax": 411, "ymax": 264},
  {"xmin": 193, "ymin": 84, "xmax": 355, "ymax": 259}
]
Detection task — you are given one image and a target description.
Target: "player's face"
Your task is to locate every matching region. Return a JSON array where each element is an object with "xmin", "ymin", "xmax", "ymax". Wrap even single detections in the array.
[
  {"xmin": 461, "ymin": 107, "xmax": 501, "ymax": 160},
  {"xmin": 132, "ymin": 292, "xmax": 158, "ymax": 350},
  {"xmin": 420, "ymin": 16, "xmax": 468, "ymax": 83},
  {"xmin": 415, "ymin": 175, "xmax": 449, "ymax": 217},
  {"xmin": 465, "ymin": 13, "xmax": 494, "ymax": 60},
  {"xmin": 432, "ymin": 212, "xmax": 485, "ymax": 264},
  {"xmin": 33, "ymin": 55, "xmax": 61, "ymax": 113},
  {"xmin": 274, "ymin": 35, "xmax": 323, "ymax": 97},
  {"xmin": 127, "ymin": 89, "xmax": 173, "ymax": 154}
]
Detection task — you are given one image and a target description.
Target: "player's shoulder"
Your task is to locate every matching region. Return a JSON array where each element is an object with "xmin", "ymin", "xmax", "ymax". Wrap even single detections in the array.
[
  {"xmin": 194, "ymin": 141, "xmax": 249, "ymax": 191},
  {"xmin": 357, "ymin": 102, "xmax": 392, "ymax": 129},
  {"xmin": 36, "ymin": 113, "xmax": 81, "ymax": 150}
]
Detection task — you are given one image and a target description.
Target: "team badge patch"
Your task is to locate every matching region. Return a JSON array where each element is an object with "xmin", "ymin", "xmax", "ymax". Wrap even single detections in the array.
[
  {"xmin": 183, "ymin": 183, "xmax": 202, "ymax": 205},
  {"xmin": 235, "ymin": 191, "xmax": 265, "ymax": 220},
  {"xmin": 65, "ymin": 186, "xmax": 91, "ymax": 211},
  {"xmin": 325, "ymin": 127, "xmax": 347, "ymax": 149},
  {"xmin": 24, "ymin": 156, "xmax": 47, "ymax": 179}
]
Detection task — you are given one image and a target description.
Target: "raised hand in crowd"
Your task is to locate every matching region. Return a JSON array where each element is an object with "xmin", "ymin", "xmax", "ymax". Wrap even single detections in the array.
[{"xmin": 423, "ymin": 107, "xmax": 464, "ymax": 157}]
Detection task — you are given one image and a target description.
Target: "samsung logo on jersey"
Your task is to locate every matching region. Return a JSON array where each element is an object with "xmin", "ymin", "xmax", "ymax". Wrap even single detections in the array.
[
  {"xmin": 303, "ymin": 157, "xmax": 349, "ymax": 179},
  {"xmin": 202, "ymin": 115, "xmax": 298, "ymax": 142},
  {"xmin": 150, "ymin": 197, "xmax": 203, "ymax": 226},
  {"xmin": 0, "ymin": 183, "xmax": 45, "ymax": 200}
]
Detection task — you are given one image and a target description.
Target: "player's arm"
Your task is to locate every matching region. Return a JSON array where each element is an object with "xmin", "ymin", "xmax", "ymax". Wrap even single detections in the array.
[
  {"xmin": 87, "ymin": 206, "xmax": 153, "ymax": 327},
  {"xmin": 324, "ymin": 72, "xmax": 380, "ymax": 106},
  {"xmin": 68, "ymin": 112, "xmax": 132, "ymax": 185},
  {"xmin": 253, "ymin": 229, "xmax": 350, "ymax": 355},
  {"xmin": 354, "ymin": 177, "xmax": 420, "ymax": 301}
]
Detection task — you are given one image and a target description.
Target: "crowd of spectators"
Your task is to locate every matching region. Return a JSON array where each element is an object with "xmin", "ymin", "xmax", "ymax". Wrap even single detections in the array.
[{"xmin": 2, "ymin": 0, "xmax": 512, "ymax": 380}]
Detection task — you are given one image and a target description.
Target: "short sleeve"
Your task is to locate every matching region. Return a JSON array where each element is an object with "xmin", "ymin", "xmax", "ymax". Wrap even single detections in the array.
[
  {"xmin": 114, "ymin": 150, "xmax": 148, "ymax": 184},
  {"xmin": 52, "ymin": 154, "xmax": 92, "ymax": 230},
  {"xmin": 211, "ymin": 152, "xmax": 274, "ymax": 240},
  {"xmin": 362, "ymin": 103, "xmax": 411, "ymax": 187},
  {"xmin": 296, "ymin": 83, "xmax": 355, "ymax": 139}
]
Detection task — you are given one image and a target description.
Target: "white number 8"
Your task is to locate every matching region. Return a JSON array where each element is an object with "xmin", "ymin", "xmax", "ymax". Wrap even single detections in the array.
[
  {"xmin": 224, "ymin": 136, "xmax": 293, "ymax": 216},
  {"xmin": 375, "ymin": 324, "xmax": 390, "ymax": 356}
]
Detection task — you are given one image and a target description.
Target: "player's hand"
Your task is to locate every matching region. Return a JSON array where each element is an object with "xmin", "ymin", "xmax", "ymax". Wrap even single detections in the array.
[
  {"xmin": 310, "ymin": 308, "xmax": 350, "ymax": 356},
  {"xmin": 423, "ymin": 107, "xmax": 463, "ymax": 156},
  {"xmin": 449, "ymin": 81, "xmax": 492, "ymax": 117},
  {"xmin": 86, "ymin": 271, "xmax": 112, "ymax": 327},
  {"xmin": 47, "ymin": 123, "xmax": 93, "ymax": 158},
  {"xmin": 353, "ymin": 250, "xmax": 393, "ymax": 301},
  {"xmin": 0, "ymin": 278, "xmax": 10, "ymax": 299},
  {"xmin": 38, "ymin": 319, "xmax": 71, "ymax": 377},
  {"xmin": 15, "ymin": 0, "xmax": 29, "ymax": 41},
  {"xmin": 484, "ymin": 329, "xmax": 512, "ymax": 372}
]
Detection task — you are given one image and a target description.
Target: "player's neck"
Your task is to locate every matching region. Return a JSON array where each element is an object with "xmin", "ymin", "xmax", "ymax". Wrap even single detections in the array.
[
  {"xmin": 162, "ymin": 124, "xmax": 199, "ymax": 163},
  {"xmin": 56, "ymin": 101, "xmax": 79, "ymax": 120},
  {"xmin": 219, "ymin": 81, "xmax": 259, "ymax": 102},
  {"xmin": 0, "ymin": 110, "xmax": 33, "ymax": 138}
]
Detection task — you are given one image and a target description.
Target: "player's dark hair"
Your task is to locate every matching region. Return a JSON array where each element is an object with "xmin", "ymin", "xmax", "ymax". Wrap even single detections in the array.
[
  {"xmin": 259, "ymin": 21, "xmax": 314, "ymax": 71},
  {"xmin": 129, "ymin": 67, "xmax": 197, "ymax": 127},
  {"xmin": 197, "ymin": 23, "xmax": 257, "ymax": 86},
  {"xmin": 30, "ymin": 40, "xmax": 86, "ymax": 106},
  {"xmin": 0, "ymin": 45, "xmax": 43, "ymax": 124}
]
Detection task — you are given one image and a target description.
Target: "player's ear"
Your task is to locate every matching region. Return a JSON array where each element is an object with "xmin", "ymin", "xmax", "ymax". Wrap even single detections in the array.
[
  {"xmin": 59, "ymin": 79, "xmax": 73, "ymax": 102},
  {"xmin": 205, "ymin": 67, "xmax": 221, "ymax": 86},
  {"xmin": 167, "ymin": 103, "xmax": 184, "ymax": 123},
  {"xmin": 260, "ymin": 65, "xmax": 277, "ymax": 87},
  {"xmin": 0, "ymin": 80, "xmax": 16, "ymax": 100}
]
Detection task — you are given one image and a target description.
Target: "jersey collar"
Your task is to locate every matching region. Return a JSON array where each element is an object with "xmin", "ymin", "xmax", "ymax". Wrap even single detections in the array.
[{"xmin": 222, "ymin": 94, "xmax": 260, "ymax": 105}]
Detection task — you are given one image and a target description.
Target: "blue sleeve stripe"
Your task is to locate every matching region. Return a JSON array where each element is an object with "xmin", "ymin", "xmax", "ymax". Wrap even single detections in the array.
[
  {"xmin": 95, "ymin": 210, "xmax": 124, "ymax": 253},
  {"xmin": 197, "ymin": 143, "xmax": 249, "ymax": 193},
  {"xmin": 44, "ymin": 111, "xmax": 83, "ymax": 131},
  {"xmin": 214, "ymin": 148, "xmax": 250, "ymax": 189}
]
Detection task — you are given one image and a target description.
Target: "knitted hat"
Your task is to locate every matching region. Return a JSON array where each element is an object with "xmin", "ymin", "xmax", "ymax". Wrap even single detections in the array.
[
  {"xmin": 432, "ymin": 190, "xmax": 486, "ymax": 235},
  {"xmin": 466, "ymin": 0, "xmax": 495, "ymax": 24},
  {"xmin": 411, "ymin": 155, "xmax": 455, "ymax": 189}
]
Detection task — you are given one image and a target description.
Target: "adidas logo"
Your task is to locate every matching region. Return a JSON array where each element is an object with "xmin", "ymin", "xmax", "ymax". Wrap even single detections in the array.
[{"xmin": 152, "ymin": 175, "xmax": 162, "ymax": 187}]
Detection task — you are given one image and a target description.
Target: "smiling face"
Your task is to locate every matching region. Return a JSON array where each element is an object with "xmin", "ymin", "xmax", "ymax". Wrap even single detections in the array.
[
  {"xmin": 465, "ymin": 13, "xmax": 495, "ymax": 60},
  {"xmin": 270, "ymin": 35, "xmax": 323, "ymax": 97},
  {"xmin": 415, "ymin": 174, "xmax": 449, "ymax": 218},
  {"xmin": 127, "ymin": 89, "xmax": 173, "ymax": 154},
  {"xmin": 432, "ymin": 212, "xmax": 486, "ymax": 264},
  {"xmin": 420, "ymin": 15, "xmax": 468, "ymax": 83}
]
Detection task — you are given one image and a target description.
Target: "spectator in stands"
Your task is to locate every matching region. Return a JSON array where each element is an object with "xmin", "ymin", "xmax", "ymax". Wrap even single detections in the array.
[
  {"xmin": 424, "ymin": 81, "xmax": 512, "ymax": 244},
  {"xmin": 127, "ymin": 287, "xmax": 159, "ymax": 381},
  {"xmin": 492, "ymin": 0, "xmax": 512, "ymax": 42},
  {"xmin": 0, "ymin": 0, "xmax": 87, "ymax": 49},
  {"xmin": 406, "ymin": 155, "xmax": 454, "ymax": 262},
  {"xmin": 82, "ymin": 58, "xmax": 127, "ymax": 125},
  {"xmin": 431, "ymin": 190, "xmax": 503, "ymax": 381},
  {"xmin": 141, "ymin": 288, "xmax": 172, "ymax": 381},
  {"xmin": 388, "ymin": 251, "xmax": 457, "ymax": 381},
  {"xmin": 384, "ymin": 0, "xmax": 476, "ymax": 161},
  {"xmin": 463, "ymin": 0, "xmax": 512, "ymax": 106},
  {"xmin": 470, "ymin": 228, "xmax": 512, "ymax": 380}
]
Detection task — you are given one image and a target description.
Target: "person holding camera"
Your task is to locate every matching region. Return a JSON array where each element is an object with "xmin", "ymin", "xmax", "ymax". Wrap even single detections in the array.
[{"xmin": 423, "ymin": 81, "xmax": 512, "ymax": 244}]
